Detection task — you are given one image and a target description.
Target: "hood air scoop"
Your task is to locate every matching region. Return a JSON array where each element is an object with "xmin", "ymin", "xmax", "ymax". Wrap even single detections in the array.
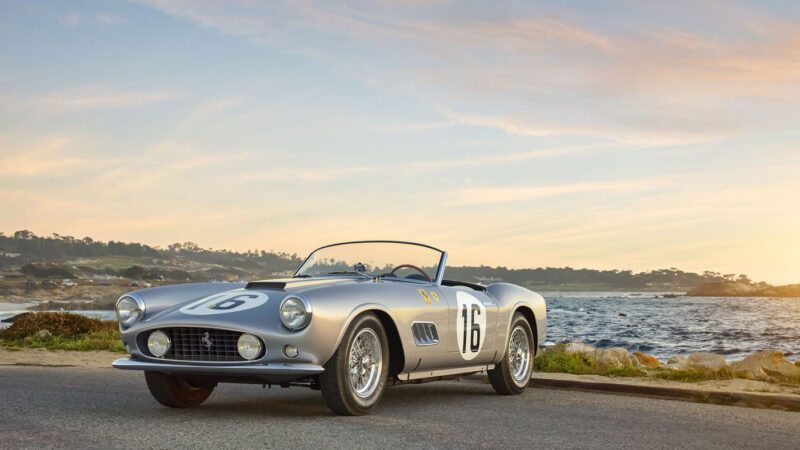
[{"xmin": 245, "ymin": 277, "xmax": 352, "ymax": 290}]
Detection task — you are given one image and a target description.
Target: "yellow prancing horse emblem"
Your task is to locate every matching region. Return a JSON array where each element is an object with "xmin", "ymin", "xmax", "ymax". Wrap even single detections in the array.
[
  {"xmin": 419, "ymin": 289, "xmax": 440, "ymax": 305},
  {"xmin": 418, "ymin": 289, "xmax": 432, "ymax": 305}
]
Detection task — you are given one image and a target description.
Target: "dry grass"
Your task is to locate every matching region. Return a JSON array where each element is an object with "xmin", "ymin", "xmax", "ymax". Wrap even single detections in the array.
[{"xmin": 651, "ymin": 367, "xmax": 737, "ymax": 383}]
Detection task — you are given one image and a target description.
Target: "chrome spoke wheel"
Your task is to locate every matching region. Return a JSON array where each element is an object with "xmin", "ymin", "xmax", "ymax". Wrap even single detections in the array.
[
  {"xmin": 508, "ymin": 326, "xmax": 531, "ymax": 384},
  {"xmin": 348, "ymin": 328, "xmax": 383, "ymax": 398}
]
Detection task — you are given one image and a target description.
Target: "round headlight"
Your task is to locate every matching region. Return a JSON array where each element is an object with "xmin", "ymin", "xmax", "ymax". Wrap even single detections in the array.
[
  {"xmin": 280, "ymin": 296, "xmax": 312, "ymax": 330},
  {"xmin": 147, "ymin": 330, "xmax": 171, "ymax": 358},
  {"xmin": 116, "ymin": 295, "xmax": 144, "ymax": 327},
  {"xmin": 237, "ymin": 333, "xmax": 263, "ymax": 360}
]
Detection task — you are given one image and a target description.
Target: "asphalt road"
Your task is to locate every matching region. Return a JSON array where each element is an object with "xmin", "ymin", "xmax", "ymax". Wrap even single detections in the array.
[{"xmin": 1, "ymin": 366, "xmax": 798, "ymax": 449}]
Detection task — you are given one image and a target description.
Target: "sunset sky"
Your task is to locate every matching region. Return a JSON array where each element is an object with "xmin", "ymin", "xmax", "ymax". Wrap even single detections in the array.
[{"xmin": 1, "ymin": 1, "xmax": 799, "ymax": 283}]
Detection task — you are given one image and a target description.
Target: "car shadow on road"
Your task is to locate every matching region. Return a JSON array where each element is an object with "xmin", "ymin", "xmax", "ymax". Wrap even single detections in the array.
[{"xmin": 128, "ymin": 381, "xmax": 498, "ymax": 418}]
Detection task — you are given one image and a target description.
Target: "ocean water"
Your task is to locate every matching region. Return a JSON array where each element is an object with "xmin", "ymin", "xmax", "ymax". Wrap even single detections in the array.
[
  {"xmin": 2, "ymin": 293, "xmax": 799, "ymax": 361},
  {"xmin": 545, "ymin": 292, "xmax": 800, "ymax": 360}
]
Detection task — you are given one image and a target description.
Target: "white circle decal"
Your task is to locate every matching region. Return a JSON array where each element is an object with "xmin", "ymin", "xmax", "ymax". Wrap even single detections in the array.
[
  {"xmin": 179, "ymin": 290, "xmax": 269, "ymax": 316},
  {"xmin": 455, "ymin": 291, "xmax": 486, "ymax": 360}
]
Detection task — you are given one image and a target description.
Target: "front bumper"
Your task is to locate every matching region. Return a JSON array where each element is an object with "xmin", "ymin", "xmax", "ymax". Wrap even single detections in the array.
[{"xmin": 113, "ymin": 358, "xmax": 325, "ymax": 378}]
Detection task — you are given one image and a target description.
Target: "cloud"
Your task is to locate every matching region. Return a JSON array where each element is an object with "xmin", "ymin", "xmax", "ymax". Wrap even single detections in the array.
[
  {"xmin": 128, "ymin": 1, "xmax": 800, "ymax": 146},
  {"xmin": 59, "ymin": 13, "xmax": 128, "ymax": 27},
  {"xmin": 0, "ymin": 135, "xmax": 113, "ymax": 177},
  {"xmin": 444, "ymin": 111, "xmax": 741, "ymax": 146},
  {"xmin": 28, "ymin": 86, "xmax": 179, "ymax": 113},
  {"xmin": 239, "ymin": 166, "xmax": 377, "ymax": 183},
  {"xmin": 234, "ymin": 144, "xmax": 608, "ymax": 182},
  {"xmin": 407, "ymin": 144, "xmax": 609, "ymax": 172},
  {"xmin": 59, "ymin": 14, "xmax": 81, "ymax": 27},
  {"xmin": 449, "ymin": 178, "xmax": 668, "ymax": 206}
]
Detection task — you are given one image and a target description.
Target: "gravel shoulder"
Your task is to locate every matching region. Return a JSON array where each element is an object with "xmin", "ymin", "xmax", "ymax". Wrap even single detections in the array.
[{"xmin": 0, "ymin": 347, "xmax": 120, "ymax": 368}]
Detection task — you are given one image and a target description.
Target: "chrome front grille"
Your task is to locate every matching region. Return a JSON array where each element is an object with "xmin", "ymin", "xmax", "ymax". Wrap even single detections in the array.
[{"xmin": 143, "ymin": 328, "xmax": 262, "ymax": 362}]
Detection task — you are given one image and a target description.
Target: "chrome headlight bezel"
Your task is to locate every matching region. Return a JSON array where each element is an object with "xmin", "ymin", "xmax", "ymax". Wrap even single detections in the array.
[
  {"xmin": 279, "ymin": 295, "xmax": 312, "ymax": 331},
  {"xmin": 116, "ymin": 294, "xmax": 145, "ymax": 328}
]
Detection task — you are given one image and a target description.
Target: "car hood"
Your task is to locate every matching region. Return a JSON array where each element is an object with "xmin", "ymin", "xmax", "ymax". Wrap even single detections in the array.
[{"xmin": 137, "ymin": 277, "xmax": 359, "ymax": 327}]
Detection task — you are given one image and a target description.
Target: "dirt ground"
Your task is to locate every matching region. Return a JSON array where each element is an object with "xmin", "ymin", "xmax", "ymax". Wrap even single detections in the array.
[{"xmin": 0, "ymin": 347, "xmax": 120, "ymax": 368}]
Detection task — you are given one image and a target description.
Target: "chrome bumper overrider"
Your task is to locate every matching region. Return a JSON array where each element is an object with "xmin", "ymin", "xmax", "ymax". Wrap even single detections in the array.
[{"xmin": 112, "ymin": 358, "xmax": 325, "ymax": 376}]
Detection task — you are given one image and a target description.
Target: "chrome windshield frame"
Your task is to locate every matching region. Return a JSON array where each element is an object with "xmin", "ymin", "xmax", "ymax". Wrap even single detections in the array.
[{"xmin": 293, "ymin": 240, "xmax": 448, "ymax": 286}]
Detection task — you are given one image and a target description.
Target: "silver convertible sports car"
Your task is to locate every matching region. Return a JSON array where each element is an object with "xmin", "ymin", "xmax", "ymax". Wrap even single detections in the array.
[{"xmin": 113, "ymin": 241, "xmax": 546, "ymax": 415}]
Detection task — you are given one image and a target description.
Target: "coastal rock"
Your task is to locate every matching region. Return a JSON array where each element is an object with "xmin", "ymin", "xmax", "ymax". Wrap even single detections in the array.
[
  {"xmin": 666, "ymin": 355, "xmax": 687, "ymax": 369},
  {"xmin": 560, "ymin": 343, "xmax": 638, "ymax": 368},
  {"xmin": 633, "ymin": 352, "xmax": 661, "ymax": 368},
  {"xmin": 563, "ymin": 342, "xmax": 596, "ymax": 355},
  {"xmin": 596, "ymin": 347, "xmax": 633, "ymax": 368},
  {"xmin": 667, "ymin": 353, "xmax": 726, "ymax": 372},
  {"xmin": 686, "ymin": 353, "xmax": 727, "ymax": 372},
  {"xmin": 731, "ymin": 351, "xmax": 800, "ymax": 381},
  {"xmin": 34, "ymin": 329, "xmax": 51, "ymax": 338}
]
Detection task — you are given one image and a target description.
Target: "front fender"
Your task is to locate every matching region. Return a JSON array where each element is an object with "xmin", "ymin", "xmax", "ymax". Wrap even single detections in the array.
[{"xmin": 317, "ymin": 302, "xmax": 405, "ymax": 367}]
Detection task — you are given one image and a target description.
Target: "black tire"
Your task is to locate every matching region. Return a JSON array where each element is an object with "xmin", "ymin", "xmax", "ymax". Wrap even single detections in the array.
[
  {"xmin": 144, "ymin": 371, "xmax": 215, "ymax": 408},
  {"xmin": 489, "ymin": 312, "xmax": 534, "ymax": 395},
  {"xmin": 319, "ymin": 313, "xmax": 389, "ymax": 416}
]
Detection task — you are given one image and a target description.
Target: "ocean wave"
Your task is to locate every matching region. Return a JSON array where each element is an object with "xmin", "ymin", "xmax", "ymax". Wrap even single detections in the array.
[{"xmin": 544, "ymin": 293, "xmax": 800, "ymax": 359}]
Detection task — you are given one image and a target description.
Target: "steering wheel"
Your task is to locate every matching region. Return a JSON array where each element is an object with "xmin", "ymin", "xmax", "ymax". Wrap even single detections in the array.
[{"xmin": 390, "ymin": 264, "xmax": 432, "ymax": 282}]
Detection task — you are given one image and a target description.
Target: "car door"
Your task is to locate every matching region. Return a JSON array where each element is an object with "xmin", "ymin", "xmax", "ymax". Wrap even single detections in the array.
[
  {"xmin": 392, "ymin": 283, "xmax": 452, "ymax": 372},
  {"xmin": 439, "ymin": 286, "xmax": 499, "ymax": 367}
]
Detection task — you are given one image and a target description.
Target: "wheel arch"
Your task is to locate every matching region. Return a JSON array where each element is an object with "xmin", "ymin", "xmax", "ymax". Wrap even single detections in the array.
[
  {"xmin": 371, "ymin": 310, "xmax": 405, "ymax": 376},
  {"xmin": 331, "ymin": 304, "xmax": 406, "ymax": 376},
  {"xmin": 513, "ymin": 305, "xmax": 538, "ymax": 355}
]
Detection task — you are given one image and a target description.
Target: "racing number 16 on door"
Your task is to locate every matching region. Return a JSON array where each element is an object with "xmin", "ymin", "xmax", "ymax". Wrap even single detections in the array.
[{"xmin": 461, "ymin": 304, "xmax": 481, "ymax": 353}]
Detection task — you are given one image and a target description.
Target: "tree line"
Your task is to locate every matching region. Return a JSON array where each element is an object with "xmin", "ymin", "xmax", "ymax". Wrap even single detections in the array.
[{"xmin": 1, "ymin": 230, "xmax": 738, "ymax": 289}]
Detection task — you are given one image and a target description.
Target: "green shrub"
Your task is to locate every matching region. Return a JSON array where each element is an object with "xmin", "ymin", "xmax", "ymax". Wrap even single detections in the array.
[
  {"xmin": 0, "ymin": 312, "xmax": 123, "ymax": 352},
  {"xmin": 20, "ymin": 263, "xmax": 74, "ymax": 278},
  {"xmin": 534, "ymin": 346, "xmax": 645, "ymax": 377},
  {"xmin": 16, "ymin": 328, "xmax": 125, "ymax": 352},
  {"xmin": 535, "ymin": 347, "xmax": 598, "ymax": 374},
  {"xmin": 0, "ymin": 312, "xmax": 111, "ymax": 340}
]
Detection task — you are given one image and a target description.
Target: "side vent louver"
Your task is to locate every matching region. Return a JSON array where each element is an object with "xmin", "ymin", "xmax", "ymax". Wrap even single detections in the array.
[{"xmin": 411, "ymin": 322, "xmax": 439, "ymax": 346}]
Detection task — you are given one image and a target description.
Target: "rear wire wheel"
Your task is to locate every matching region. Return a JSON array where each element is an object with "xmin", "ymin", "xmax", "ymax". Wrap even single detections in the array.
[
  {"xmin": 319, "ymin": 313, "xmax": 389, "ymax": 415},
  {"xmin": 489, "ymin": 312, "xmax": 534, "ymax": 395}
]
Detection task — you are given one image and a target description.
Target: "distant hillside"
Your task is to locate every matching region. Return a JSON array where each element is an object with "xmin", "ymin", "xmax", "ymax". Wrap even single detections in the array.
[
  {"xmin": 0, "ymin": 230, "xmax": 746, "ymax": 291},
  {"xmin": 0, "ymin": 230, "xmax": 301, "ymax": 282},
  {"xmin": 687, "ymin": 281, "xmax": 800, "ymax": 298}
]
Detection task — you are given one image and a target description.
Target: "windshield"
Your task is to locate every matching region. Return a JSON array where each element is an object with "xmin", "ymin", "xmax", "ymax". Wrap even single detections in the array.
[{"xmin": 294, "ymin": 241, "xmax": 445, "ymax": 282}]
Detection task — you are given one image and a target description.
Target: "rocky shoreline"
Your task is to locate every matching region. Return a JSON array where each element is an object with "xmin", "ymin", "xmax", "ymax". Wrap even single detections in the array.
[
  {"xmin": 687, "ymin": 281, "xmax": 800, "ymax": 298},
  {"xmin": 551, "ymin": 342, "xmax": 800, "ymax": 385}
]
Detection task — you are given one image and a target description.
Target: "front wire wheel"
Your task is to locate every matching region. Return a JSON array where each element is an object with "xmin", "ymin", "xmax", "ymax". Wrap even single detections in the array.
[
  {"xmin": 320, "ymin": 313, "xmax": 389, "ymax": 415},
  {"xmin": 144, "ymin": 371, "xmax": 215, "ymax": 408},
  {"xmin": 489, "ymin": 312, "xmax": 534, "ymax": 395},
  {"xmin": 348, "ymin": 328, "xmax": 383, "ymax": 398}
]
